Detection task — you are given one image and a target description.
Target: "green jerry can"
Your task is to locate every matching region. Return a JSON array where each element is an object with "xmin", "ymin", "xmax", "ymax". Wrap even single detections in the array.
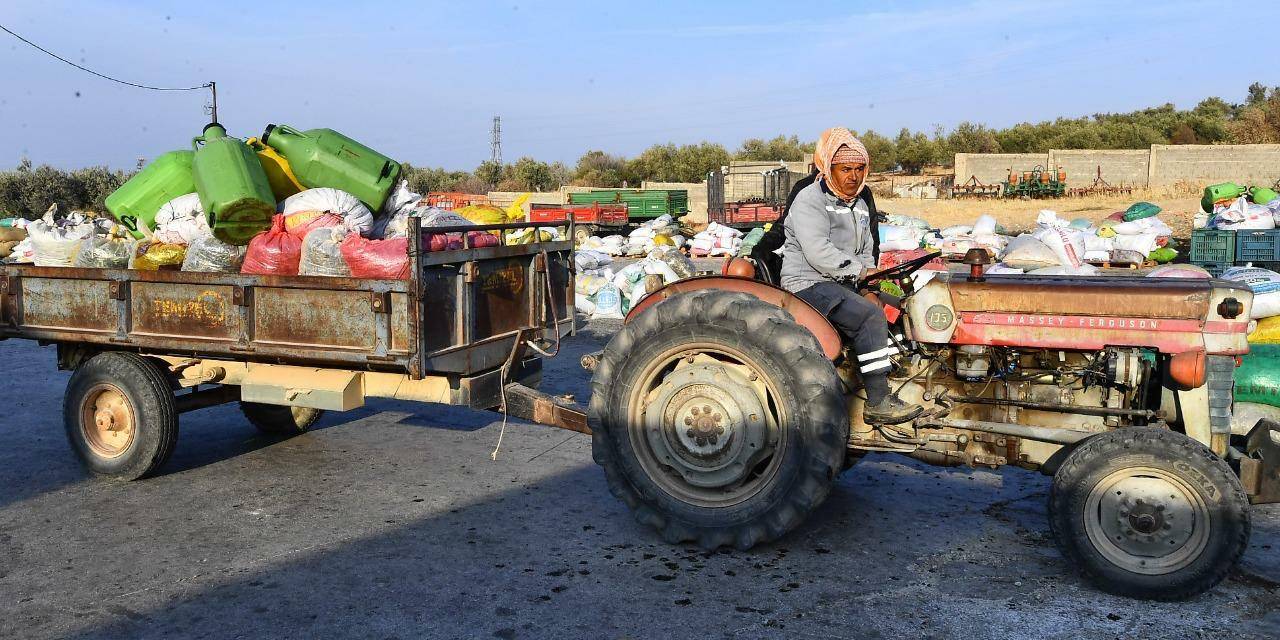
[
  {"xmin": 192, "ymin": 123, "xmax": 277, "ymax": 246},
  {"xmin": 1250, "ymin": 186, "xmax": 1279, "ymax": 206},
  {"xmin": 1202, "ymin": 182, "xmax": 1246, "ymax": 213},
  {"xmin": 260, "ymin": 124, "xmax": 402, "ymax": 212},
  {"xmin": 104, "ymin": 150, "xmax": 196, "ymax": 239}
]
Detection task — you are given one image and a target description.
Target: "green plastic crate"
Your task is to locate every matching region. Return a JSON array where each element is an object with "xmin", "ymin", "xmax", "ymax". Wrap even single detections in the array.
[{"xmin": 1189, "ymin": 229, "xmax": 1235, "ymax": 264}]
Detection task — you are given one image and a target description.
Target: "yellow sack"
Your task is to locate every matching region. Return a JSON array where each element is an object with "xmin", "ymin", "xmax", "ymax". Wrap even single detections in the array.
[
  {"xmin": 130, "ymin": 240, "xmax": 187, "ymax": 271},
  {"xmin": 505, "ymin": 227, "xmax": 560, "ymax": 245},
  {"xmin": 1249, "ymin": 316, "xmax": 1280, "ymax": 344},
  {"xmin": 652, "ymin": 233, "xmax": 674, "ymax": 247},
  {"xmin": 505, "ymin": 193, "xmax": 531, "ymax": 222},
  {"xmin": 1097, "ymin": 226, "xmax": 1117, "ymax": 238},
  {"xmin": 456, "ymin": 204, "xmax": 508, "ymax": 227}
]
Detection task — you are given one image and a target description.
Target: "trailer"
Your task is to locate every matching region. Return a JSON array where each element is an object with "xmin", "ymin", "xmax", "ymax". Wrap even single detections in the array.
[
  {"xmin": 4, "ymin": 219, "xmax": 579, "ymax": 480},
  {"xmin": 707, "ymin": 166, "xmax": 801, "ymax": 229},
  {"xmin": 528, "ymin": 202, "xmax": 628, "ymax": 245}
]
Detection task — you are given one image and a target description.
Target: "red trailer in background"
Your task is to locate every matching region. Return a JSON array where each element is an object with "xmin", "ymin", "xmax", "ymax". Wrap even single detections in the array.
[
  {"xmin": 529, "ymin": 203, "xmax": 629, "ymax": 244},
  {"xmin": 717, "ymin": 202, "xmax": 781, "ymax": 226},
  {"xmin": 426, "ymin": 192, "xmax": 490, "ymax": 210}
]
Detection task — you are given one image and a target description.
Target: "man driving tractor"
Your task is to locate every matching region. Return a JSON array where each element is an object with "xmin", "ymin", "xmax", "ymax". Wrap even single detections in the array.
[{"xmin": 781, "ymin": 127, "xmax": 921, "ymax": 425}]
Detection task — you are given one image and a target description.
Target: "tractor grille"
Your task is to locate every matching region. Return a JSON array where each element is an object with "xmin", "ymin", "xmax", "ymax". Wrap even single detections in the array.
[{"xmin": 1207, "ymin": 355, "xmax": 1236, "ymax": 435}]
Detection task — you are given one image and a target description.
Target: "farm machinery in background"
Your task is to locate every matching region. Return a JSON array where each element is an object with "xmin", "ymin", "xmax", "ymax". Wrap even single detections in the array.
[
  {"xmin": 1004, "ymin": 165, "xmax": 1067, "ymax": 198},
  {"xmin": 951, "ymin": 165, "xmax": 1136, "ymax": 200}
]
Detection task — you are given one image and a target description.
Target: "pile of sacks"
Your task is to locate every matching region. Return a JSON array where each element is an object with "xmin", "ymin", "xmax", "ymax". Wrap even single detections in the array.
[
  {"xmin": 1203, "ymin": 191, "xmax": 1280, "ymax": 231},
  {"xmin": 689, "ymin": 222, "xmax": 742, "ymax": 257},
  {"xmin": 927, "ymin": 214, "xmax": 1010, "ymax": 258},
  {"xmin": 579, "ymin": 215, "xmax": 685, "ymax": 257},
  {"xmin": 990, "ymin": 206, "xmax": 1175, "ymax": 276},
  {"xmin": 574, "ymin": 246, "xmax": 696, "ymax": 320},
  {"xmin": 6, "ymin": 184, "xmax": 556, "ymax": 281}
]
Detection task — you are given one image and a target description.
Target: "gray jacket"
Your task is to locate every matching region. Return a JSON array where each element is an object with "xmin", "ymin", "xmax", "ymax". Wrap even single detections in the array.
[{"xmin": 780, "ymin": 181, "xmax": 875, "ymax": 293}]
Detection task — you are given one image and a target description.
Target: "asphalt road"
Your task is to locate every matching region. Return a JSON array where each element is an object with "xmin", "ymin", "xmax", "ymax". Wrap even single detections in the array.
[{"xmin": 0, "ymin": 320, "xmax": 1277, "ymax": 640}]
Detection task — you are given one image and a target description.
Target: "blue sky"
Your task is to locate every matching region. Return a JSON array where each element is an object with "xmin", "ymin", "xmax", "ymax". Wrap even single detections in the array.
[{"xmin": 2, "ymin": 0, "xmax": 1278, "ymax": 171}]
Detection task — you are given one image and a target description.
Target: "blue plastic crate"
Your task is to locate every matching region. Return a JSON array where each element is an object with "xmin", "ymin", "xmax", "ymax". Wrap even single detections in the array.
[
  {"xmin": 1234, "ymin": 229, "xmax": 1280, "ymax": 263},
  {"xmin": 1189, "ymin": 229, "xmax": 1235, "ymax": 264}
]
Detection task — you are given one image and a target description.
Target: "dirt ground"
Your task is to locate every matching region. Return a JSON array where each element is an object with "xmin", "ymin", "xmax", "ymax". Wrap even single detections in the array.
[{"xmin": 878, "ymin": 189, "xmax": 1204, "ymax": 237}]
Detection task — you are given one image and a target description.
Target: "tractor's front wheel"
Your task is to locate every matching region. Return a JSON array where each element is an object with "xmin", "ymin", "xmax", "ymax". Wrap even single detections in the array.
[
  {"xmin": 589, "ymin": 290, "xmax": 848, "ymax": 550},
  {"xmin": 1049, "ymin": 428, "xmax": 1251, "ymax": 600}
]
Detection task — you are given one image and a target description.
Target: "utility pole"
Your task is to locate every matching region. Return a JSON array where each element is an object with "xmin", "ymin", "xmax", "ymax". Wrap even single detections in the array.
[{"xmin": 490, "ymin": 116, "xmax": 502, "ymax": 166}]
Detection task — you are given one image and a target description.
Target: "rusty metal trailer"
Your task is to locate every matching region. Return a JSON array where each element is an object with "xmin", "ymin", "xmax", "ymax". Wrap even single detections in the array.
[{"xmin": 1, "ymin": 220, "xmax": 583, "ymax": 480}]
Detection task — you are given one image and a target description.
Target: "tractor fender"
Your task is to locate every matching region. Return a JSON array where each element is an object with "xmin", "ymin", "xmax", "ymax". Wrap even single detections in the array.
[{"xmin": 624, "ymin": 275, "xmax": 843, "ymax": 360}]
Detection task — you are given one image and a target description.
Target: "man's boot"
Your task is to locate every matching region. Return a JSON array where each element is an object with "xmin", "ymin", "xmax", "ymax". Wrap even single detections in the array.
[{"xmin": 864, "ymin": 394, "xmax": 923, "ymax": 425}]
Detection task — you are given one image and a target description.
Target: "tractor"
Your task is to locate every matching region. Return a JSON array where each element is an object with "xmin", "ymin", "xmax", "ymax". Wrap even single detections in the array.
[{"xmin": 585, "ymin": 251, "xmax": 1279, "ymax": 600}]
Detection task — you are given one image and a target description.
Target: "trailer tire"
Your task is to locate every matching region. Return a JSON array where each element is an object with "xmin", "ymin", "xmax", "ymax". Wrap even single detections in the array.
[
  {"xmin": 240, "ymin": 402, "xmax": 323, "ymax": 436},
  {"xmin": 1049, "ymin": 427, "xmax": 1251, "ymax": 600},
  {"xmin": 573, "ymin": 225, "xmax": 596, "ymax": 246},
  {"xmin": 63, "ymin": 352, "xmax": 179, "ymax": 481},
  {"xmin": 590, "ymin": 289, "xmax": 847, "ymax": 551}
]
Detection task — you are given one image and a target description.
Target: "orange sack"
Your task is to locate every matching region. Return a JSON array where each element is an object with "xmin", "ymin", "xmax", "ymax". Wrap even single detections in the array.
[
  {"xmin": 341, "ymin": 235, "xmax": 410, "ymax": 280},
  {"xmin": 242, "ymin": 215, "xmax": 302, "ymax": 275}
]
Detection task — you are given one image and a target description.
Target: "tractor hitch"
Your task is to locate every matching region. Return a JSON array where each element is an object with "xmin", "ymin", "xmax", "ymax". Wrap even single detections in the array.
[{"xmin": 1239, "ymin": 420, "xmax": 1280, "ymax": 505}]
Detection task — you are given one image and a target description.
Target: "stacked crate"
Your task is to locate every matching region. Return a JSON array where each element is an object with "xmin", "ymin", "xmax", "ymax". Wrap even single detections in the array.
[{"xmin": 1190, "ymin": 228, "xmax": 1280, "ymax": 276}]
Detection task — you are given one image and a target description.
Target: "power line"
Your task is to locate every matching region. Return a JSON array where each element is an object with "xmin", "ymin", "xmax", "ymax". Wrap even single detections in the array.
[{"xmin": 0, "ymin": 23, "xmax": 210, "ymax": 92}]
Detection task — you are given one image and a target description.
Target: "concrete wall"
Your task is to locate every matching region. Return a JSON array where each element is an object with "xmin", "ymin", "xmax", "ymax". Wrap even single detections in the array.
[
  {"xmin": 1048, "ymin": 149, "xmax": 1149, "ymax": 188},
  {"xmin": 1147, "ymin": 144, "xmax": 1280, "ymax": 187},
  {"xmin": 953, "ymin": 153, "xmax": 1046, "ymax": 185},
  {"xmin": 643, "ymin": 181, "xmax": 706, "ymax": 224}
]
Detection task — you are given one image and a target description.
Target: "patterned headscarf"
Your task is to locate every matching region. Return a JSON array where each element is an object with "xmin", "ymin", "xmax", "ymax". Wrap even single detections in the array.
[{"xmin": 813, "ymin": 127, "xmax": 869, "ymax": 200}]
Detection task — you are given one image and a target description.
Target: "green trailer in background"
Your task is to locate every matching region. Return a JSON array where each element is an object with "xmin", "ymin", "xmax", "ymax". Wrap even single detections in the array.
[{"xmin": 568, "ymin": 189, "xmax": 688, "ymax": 221}]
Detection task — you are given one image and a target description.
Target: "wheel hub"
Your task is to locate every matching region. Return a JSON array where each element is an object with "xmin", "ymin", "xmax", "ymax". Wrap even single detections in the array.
[
  {"xmin": 81, "ymin": 384, "xmax": 136, "ymax": 459},
  {"xmin": 644, "ymin": 363, "xmax": 770, "ymax": 489},
  {"xmin": 1086, "ymin": 468, "xmax": 1210, "ymax": 575}
]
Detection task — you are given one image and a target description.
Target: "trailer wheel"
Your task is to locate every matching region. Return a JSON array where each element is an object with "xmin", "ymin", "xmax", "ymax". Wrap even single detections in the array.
[
  {"xmin": 1049, "ymin": 428, "xmax": 1251, "ymax": 600},
  {"xmin": 573, "ymin": 225, "xmax": 597, "ymax": 246},
  {"xmin": 240, "ymin": 402, "xmax": 323, "ymax": 436},
  {"xmin": 589, "ymin": 290, "xmax": 847, "ymax": 550},
  {"xmin": 63, "ymin": 352, "xmax": 179, "ymax": 481}
]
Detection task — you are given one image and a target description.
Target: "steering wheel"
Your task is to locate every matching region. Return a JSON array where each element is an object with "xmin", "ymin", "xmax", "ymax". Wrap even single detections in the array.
[{"xmin": 855, "ymin": 251, "xmax": 942, "ymax": 291}]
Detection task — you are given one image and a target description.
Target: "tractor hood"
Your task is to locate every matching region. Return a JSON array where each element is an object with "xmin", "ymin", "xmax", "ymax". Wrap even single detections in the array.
[{"xmin": 905, "ymin": 273, "xmax": 1253, "ymax": 355}]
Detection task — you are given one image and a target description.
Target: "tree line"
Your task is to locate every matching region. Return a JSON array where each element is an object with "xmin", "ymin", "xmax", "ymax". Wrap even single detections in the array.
[{"xmin": 3, "ymin": 83, "xmax": 1279, "ymax": 218}]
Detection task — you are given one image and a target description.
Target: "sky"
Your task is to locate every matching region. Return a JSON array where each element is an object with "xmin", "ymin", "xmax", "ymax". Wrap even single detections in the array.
[{"xmin": 2, "ymin": 0, "xmax": 1279, "ymax": 172}]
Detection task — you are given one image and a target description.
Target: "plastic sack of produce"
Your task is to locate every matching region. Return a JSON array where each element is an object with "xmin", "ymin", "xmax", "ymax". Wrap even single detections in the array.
[
  {"xmin": 1248, "ymin": 316, "xmax": 1280, "ymax": 343},
  {"xmin": 283, "ymin": 211, "xmax": 346, "ymax": 241},
  {"xmin": 1111, "ymin": 232, "xmax": 1159, "ymax": 257},
  {"xmin": 736, "ymin": 227, "xmax": 766, "ymax": 257},
  {"xmin": 1147, "ymin": 264, "xmax": 1210, "ymax": 279},
  {"xmin": 341, "ymin": 235, "xmax": 409, "ymax": 280},
  {"xmin": 592, "ymin": 284, "xmax": 624, "ymax": 320},
  {"xmin": 985, "ymin": 264, "xmax": 1024, "ymax": 275},
  {"xmin": 648, "ymin": 246, "xmax": 695, "ymax": 279},
  {"xmin": 1027, "ymin": 264, "xmax": 1099, "ymax": 277},
  {"xmin": 1068, "ymin": 218, "xmax": 1094, "ymax": 231},
  {"xmin": 576, "ymin": 273, "xmax": 610, "ymax": 296},
  {"xmin": 884, "ymin": 213, "xmax": 930, "ymax": 230},
  {"xmin": 1148, "ymin": 247, "xmax": 1177, "ymax": 263},
  {"xmin": 1000, "ymin": 234, "xmax": 1061, "ymax": 270},
  {"xmin": 1122, "ymin": 201, "xmax": 1161, "ymax": 222},
  {"xmin": 129, "ymin": 239, "xmax": 187, "ymax": 271},
  {"xmin": 0, "ymin": 240, "xmax": 19, "ymax": 259},
  {"xmin": 182, "ymin": 234, "xmax": 247, "ymax": 273},
  {"xmin": 279, "ymin": 188, "xmax": 374, "ymax": 237},
  {"xmin": 152, "ymin": 193, "xmax": 211, "ymax": 244},
  {"xmin": 380, "ymin": 180, "xmax": 422, "ymax": 217},
  {"xmin": 241, "ymin": 215, "xmax": 302, "ymax": 276},
  {"xmin": 575, "ymin": 250, "xmax": 613, "ymax": 271},
  {"xmin": 4, "ymin": 237, "xmax": 34, "ymax": 263},
  {"xmin": 74, "ymin": 227, "xmax": 134, "ymax": 268},
  {"xmin": 1107, "ymin": 249, "xmax": 1146, "ymax": 266},
  {"xmin": 974, "ymin": 214, "xmax": 1001, "ymax": 235},
  {"xmin": 1221, "ymin": 266, "xmax": 1280, "ymax": 318},
  {"xmin": 1213, "ymin": 197, "xmax": 1275, "ymax": 230},
  {"xmin": 28, "ymin": 218, "xmax": 94, "ymax": 267},
  {"xmin": 575, "ymin": 293, "xmax": 596, "ymax": 317},
  {"xmin": 299, "ymin": 226, "xmax": 353, "ymax": 277},
  {"xmin": 1031, "ymin": 225, "xmax": 1084, "ymax": 267},
  {"xmin": 506, "ymin": 226, "xmax": 562, "ymax": 245},
  {"xmin": 940, "ymin": 225, "xmax": 972, "ymax": 238}
]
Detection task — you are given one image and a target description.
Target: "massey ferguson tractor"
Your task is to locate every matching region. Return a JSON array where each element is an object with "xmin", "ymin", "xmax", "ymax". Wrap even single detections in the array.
[{"xmin": 586, "ymin": 251, "xmax": 1279, "ymax": 600}]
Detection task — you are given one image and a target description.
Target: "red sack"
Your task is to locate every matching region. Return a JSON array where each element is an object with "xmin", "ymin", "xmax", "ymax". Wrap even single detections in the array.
[
  {"xmin": 285, "ymin": 211, "xmax": 345, "ymax": 240},
  {"xmin": 341, "ymin": 235, "xmax": 410, "ymax": 280},
  {"xmin": 1105, "ymin": 211, "xmax": 1127, "ymax": 222},
  {"xmin": 424, "ymin": 230, "xmax": 500, "ymax": 252},
  {"xmin": 242, "ymin": 215, "xmax": 302, "ymax": 275}
]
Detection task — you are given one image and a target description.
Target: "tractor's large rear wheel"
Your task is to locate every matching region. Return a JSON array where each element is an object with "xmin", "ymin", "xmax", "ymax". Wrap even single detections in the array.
[{"xmin": 589, "ymin": 290, "xmax": 848, "ymax": 550}]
